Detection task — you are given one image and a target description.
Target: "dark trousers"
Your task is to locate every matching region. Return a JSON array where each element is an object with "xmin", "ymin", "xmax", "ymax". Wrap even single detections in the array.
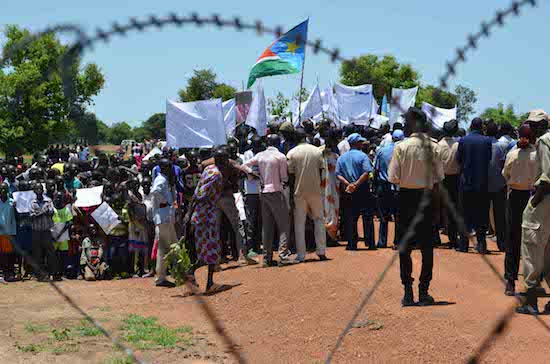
[
  {"xmin": 460, "ymin": 191, "xmax": 490, "ymax": 250},
  {"xmin": 32, "ymin": 230, "xmax": 57, "ymax": 276},
  {"xmin": 488, "ymin": 189, "xmax": 507, "ymax": 251},
  {"xmin": 443, "ymin": 175, "xmax": 459, "ymax": 245},
  {"xmin": 376, "ymin": 181, "xmax": 399, "ymax": 247},
  {"xmin": 108, "ymin": 236, "xmax": 129, "ymax": 275},
  {"xmin": 244, "ymin": 194, "xmax": 261, "ymax": 252},
  {"xmin": 343, "ymin": 192, "xmax": 375, "ymax": 249},
  {"xmin": 505, "ymin": 190, "xmax": 530, "ymax": 281},
  {"xmin": 398, "ymin": 188, "xmax": 433, "ymax": 289}
]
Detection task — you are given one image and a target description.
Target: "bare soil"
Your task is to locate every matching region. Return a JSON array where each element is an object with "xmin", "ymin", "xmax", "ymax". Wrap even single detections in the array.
[{"xmin": 1, "ymin": 222, "xmax": 549, "ymax": 364}]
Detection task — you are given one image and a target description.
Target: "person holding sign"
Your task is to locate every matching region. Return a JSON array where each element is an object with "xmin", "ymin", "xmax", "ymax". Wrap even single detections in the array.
[{"xmin": 29, "ymin": 183, "xmax": 56, "ymax": 282}]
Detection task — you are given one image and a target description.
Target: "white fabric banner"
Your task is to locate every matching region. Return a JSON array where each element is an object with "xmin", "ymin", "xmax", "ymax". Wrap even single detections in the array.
[
  {"xmin": 389, "ymin": 86, "xmax": 418, "ymax": 127},
  {"xmin": 245, "ymin": 82, "xmax": 267, "ymax": 136},
  {"xmin": 91, "ymin": 202, "xmax": 120, "ymax": 235},
  {"xmin": 143, "ymin": 147, "xmax": 162, "ymax": 161},
  {"xmin": 74, "ymin": 186, "xmax": 104, "ymax": 208},
  {"xmin": 321, "ymin": 85, "xmax": 341, "ymax": 126},
  {"xmin": 370, "ymin": 114, "xmax": 390, "ymax": 130},
  {"xmin": 371, "ymin": 97, "xmax": 379, "ymax": 117},
  {"xmin": 421, "ymin": 102, "xmax": 457, "ymax": 130},
  {"xmin": 334, "ymin": 82, "xmax": 373, "ymax": 95},
  {"xmin": 336, "ymin": 92, "xmax": 372, "ymax": 125},
  {"xmin": 166, "ymin": 99, "xmax": 226, "ymax": 148},
  {"xmin": 294, "ymin": 84, "xmax": 323, "ymax": 126},
  {"xmin": 223, "ymin": 98, "xmax": 236, "ymax": 135},
  {"xmin": 12, "ymin": 191, "xmax": 36, "ymax": 213}
]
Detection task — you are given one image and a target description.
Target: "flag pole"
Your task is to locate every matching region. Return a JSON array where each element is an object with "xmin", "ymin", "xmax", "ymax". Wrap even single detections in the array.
[{"xmin": 297, "ymin": 18, "xmax": 309, "ymax": 126}]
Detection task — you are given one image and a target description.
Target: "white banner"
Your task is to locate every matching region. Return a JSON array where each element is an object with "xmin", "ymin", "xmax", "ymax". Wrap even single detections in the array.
[
  {"xmin": 166, "ymin": 99, "xmax": 226, "ymax": 148},
  {"xmin": 143, "ymin": 147, "xmax": 162, "ymax": 161},
  {"xmin": 223, "ymin": 98, "xmax": 236, "ymax": 135},
  {"xmin": 321, "ymin": 85, "xmax": 341, "ymax": 126},
  {"xmin": 389, "ymin": 86, "xmax": 418, "ymax": 127},
  {"xmin": 91, "ymin": 202, "xmax": 120, "ymax": 235},
  {"xmin": 336, "ymin": 92, "xmax": 372, "ymax": 125},
  {"xmin": 421, "ymin": 102, "xmax": 457, "ymax": 130},
  {"xmin": 245, "ymin": 82, "xmax": 267, "ymax": 136},
  {"xmin": 74, "ymin": 186, "xmax": 104, "ymax": 208},
  {"xmin": 334, "ymin": 82, "xmax": 373, "ymax": 95},
  {"xmin": 370, "ymin": 114, "xmax": 390, "ymax": 129},
  {"xmin": 294, "ymin": 84, "xmax": 323, "ymax": 126}
]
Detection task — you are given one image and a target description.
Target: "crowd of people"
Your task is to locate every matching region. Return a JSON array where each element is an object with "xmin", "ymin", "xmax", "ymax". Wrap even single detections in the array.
[{"xmin": 0, "ymin": 107, "xmax": 549, "ymax": 313}]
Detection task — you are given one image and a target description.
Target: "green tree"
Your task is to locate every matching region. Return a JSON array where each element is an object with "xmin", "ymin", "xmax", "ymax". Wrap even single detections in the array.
[
  {"xmin": 339, "ymin": 54, "xmax": 419, "ymax": 102},
  {"xmin": 416, "ymin": 85, "xmax": 457, "ymax": 109},
  {"xmin": 97, "ymin": 120, "xmax": 110, "ymax": 144},
  {"xmin": 142, "ymin": 113, "xmax": 166, "ymax": 140},
  {"xmin": 0, "ymin": 25, "xmax": 105, "ymax": 156},
  {"xmin": 267, "ymin": 92, "xmax": 291, "ymax": 119},
  {"xmin": 480, "ymin": 103, "xmax": 525, "ymax": 127},
  {"xmin": 454, "ymin": 85, "xmax": 477, "ymax": 124},
  {"xmin": 132, "ymin": 126, "xmax": 149, "ymax": 142},
  {"xmin": 106, "ymin": 122, "xmax": 133, "ymax": 145},
  {"xmin": 178, "ymin": 69, "xmax": 235, "ymax": 102}
]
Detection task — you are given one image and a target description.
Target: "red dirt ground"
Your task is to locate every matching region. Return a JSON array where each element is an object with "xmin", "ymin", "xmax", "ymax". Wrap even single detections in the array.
[{"xmin": 1, "ymin": 222, "xmax": 549, "ymax": 364}]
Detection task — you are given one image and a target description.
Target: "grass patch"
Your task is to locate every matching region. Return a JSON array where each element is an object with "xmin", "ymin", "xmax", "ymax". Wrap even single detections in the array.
[
  {"xmin": 51, "ymin": 328, "xmax": 71, "ymax": 341},
  {"xmin": 24, "ymin": 323, "xmax": 49, "ymax": 333},
  {"xmin": 97, "ymin": 306, "xmax": 112, "ymax": 312},
  {"xmin": 15, "ymin": 342, "xmax": 44, "ymax": 353},
  {"xmin": 52, "ymin": 343, "xmax": 80, "ymax": 354},
  {"xmin": 102, "ymin": 356, "xmax": 134, "ymax": 364},
  {"xmin": 119, "ymin": 314, "xmax": 193, "ymax": 350}
]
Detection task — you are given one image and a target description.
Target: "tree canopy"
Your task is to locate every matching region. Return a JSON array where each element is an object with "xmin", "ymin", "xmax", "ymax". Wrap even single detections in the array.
[
  {"xmin": 178, "ymin": 69, "xmax": 236, "ymax": 102},
  {"xmin": 0, "ymin": 25, "xmax": 105, "ymax": 155},
  {"xmin": 480, "ymin": 103, "xmax": 528, "ymax": 127}
]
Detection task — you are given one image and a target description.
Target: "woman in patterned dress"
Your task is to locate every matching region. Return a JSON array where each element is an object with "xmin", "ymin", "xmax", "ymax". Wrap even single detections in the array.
[
  {"xmin": 320, "ymin": 131, "xmax": 340, "ymax": 241},
  {"xmin": 186, "ymin": 148, "xmax": 227, "ymax": 293}
]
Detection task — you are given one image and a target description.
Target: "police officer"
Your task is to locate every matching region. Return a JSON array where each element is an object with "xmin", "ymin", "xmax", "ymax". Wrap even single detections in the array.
[
  {"xmin": 388, "ymin": 107, "xmax": 445, "ymax": 306},
  {"xmin": 516, "ymin": 110, "xmax": 550, "ymax": 315}
]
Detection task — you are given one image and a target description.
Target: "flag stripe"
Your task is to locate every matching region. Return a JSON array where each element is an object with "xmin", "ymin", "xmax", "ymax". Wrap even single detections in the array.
[{"xmin": 247, "ymin": 59, "xmax": 300, "ymax": 88}]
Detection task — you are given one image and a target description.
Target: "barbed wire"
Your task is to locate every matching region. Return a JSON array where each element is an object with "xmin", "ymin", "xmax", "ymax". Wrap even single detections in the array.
[
  {"xmin": 325, "ymin": 0, "xmax": 546, "ymax": 362},
  {"xmin": 1, "ymin": 1, "xmax": 547, "ymax": 363}
]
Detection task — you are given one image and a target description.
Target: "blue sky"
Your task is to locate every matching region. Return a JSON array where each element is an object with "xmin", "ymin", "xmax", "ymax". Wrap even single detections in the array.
[{"xmin": 2, "ymin": 0, "xmax": 548, "ymax": 127}]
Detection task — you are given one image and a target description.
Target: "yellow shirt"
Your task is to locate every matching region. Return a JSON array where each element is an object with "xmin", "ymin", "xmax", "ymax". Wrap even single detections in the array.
[
  {"xmin": 287, "ymin": 143, "xmax": 324, "ymax": 197},
  {"xmin": 503, "ymin": 145, "xmax": 536, "ymax": 191},
  {"xmin": 438, "ymin": 137, "xmax": 460, "ymax": 176},
  {"xmin": 388, "ymin": 133, "xmax": 444, "ymax": 190}
]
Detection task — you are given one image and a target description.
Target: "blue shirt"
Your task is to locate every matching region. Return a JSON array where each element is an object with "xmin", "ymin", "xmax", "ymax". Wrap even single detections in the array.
[
  {"xmin": 336, "ymin": 148, "xmax": 373, "ymax": 192},
  {"xmin": 374, "ymin": 143, "xmax": 395, "ymax": 183},
  {"xmin": 457, "ymin": 131, "xmax": 492, "ymax": 192},
  {"xmin": 488, "ymin": 137, "xmax": 507, "ymax": 192},
  {"xmin": 0, "ymin": 197, "xmax": 17, "ymax": 236}
]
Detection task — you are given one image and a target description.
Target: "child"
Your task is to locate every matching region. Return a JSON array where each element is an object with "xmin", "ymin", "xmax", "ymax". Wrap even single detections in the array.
[
  {"xmin": 51, "ymin": 191, "xmax": 73, "ymax": 281},
  {"xmin": 0, "ymin": 182, "xmax": 17, "ymax": 283},
  {"xmin": 106, "ymin": 183, "xmax": 129, "ymax": 277},
  {"xmin": 80, "ymin": 224, "xmax": 108, "ymax": 281},
  {"xmin": 67, "ymin": 225, "xmax": 82, "ymax": 279},
  {"xmin": 140, "ymin": 176, "xmax": 156, "ymax": 278},
  {"xmin": 125, "ymin": 177, "xmax": 150, "ymax": 277},
  {"xmin": 30, "ymin": 183, "xmax": 56, "ymax": 282}
]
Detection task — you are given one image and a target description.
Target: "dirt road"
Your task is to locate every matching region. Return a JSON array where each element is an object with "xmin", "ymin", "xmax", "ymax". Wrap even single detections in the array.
[{"xmin": 1, "ymin": 232, "xmax": 549, "ymax": 363}]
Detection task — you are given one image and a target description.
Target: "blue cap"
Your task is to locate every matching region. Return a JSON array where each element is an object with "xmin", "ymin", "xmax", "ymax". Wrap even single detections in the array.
[
  {"xmin": 347, "ymin": 133, "xmax": 366, "ymax": 144},
  {"xmin": 392, "ymin": 130, "xmax": 404, "ymax": 141}
]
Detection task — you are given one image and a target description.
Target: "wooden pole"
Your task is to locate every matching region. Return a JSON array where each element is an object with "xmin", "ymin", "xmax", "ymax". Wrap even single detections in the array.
[{"xmin": 297, "ymin": 18, "xmax": 309, "ymax": 126}]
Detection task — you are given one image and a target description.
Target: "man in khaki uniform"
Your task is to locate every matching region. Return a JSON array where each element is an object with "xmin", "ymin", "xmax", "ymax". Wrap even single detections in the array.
[
  {"xmin": 388, "ymin": 107, "xmax": 445, "ymax": 306},
  {"xmin": 287, "ymin": 128, "xmax": 328, "ymax": 263},
  {"xmin": 438, "ymin": 120, "xmax": 461, "ymax": 249},
  {"xmin": 516, "ymin": 109, "xmax": 550, "ymax": 315}
]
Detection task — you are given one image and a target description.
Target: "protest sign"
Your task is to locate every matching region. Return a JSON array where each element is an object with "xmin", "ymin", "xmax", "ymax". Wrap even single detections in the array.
[
  {"xmin": 74, "ymin": 186, "xmax": 103, "ymax": 208},
  {"xmin": 12, "ymin": 191, "xmax": 36, "ymax": 213},
  {"xmin": 91, "ymin": 202, "xmax": 120, "ymax": 235}
]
